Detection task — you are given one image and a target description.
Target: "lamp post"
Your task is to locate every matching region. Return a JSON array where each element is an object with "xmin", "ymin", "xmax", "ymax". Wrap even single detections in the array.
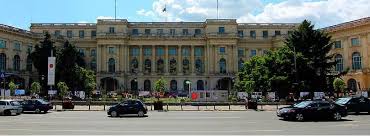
[{"xmin": 186, "ymin": 81, "xmax": 191, "ymax": 98}]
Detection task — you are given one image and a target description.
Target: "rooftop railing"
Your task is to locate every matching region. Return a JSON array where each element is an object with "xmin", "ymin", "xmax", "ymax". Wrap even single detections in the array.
[{"xmin": 31, "ymin": 23, "xmax": 96, "ymax": 27}]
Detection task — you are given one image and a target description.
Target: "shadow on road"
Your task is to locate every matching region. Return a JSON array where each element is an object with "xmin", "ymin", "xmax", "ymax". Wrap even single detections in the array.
[
  {"xmin": 108, "ymin": 115, "xmax": 149, "ymax": 118},
  {"xmin": 279, "ymin": 118, "xmax": 353, "ymax": 122},
  {"xmin": 348, "ymin": 113, "xmax": 370, "ymax": 116},
  {"xmin": 21, "ymin": 112, "xmax": 50, "ymax": 114}
]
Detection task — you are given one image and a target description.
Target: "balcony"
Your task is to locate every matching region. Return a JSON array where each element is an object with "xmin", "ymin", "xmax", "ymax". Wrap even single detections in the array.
[
  {"xmin": 206, "ymin": 33, "xmax": 238, "ymax": 39},
  {"xmin": 129, "ymin": 33, "xmax": 205, "ymax": 40},
  {"xmin": 96, "ymin": 32, "xmax": 128, "ymax": 39}
]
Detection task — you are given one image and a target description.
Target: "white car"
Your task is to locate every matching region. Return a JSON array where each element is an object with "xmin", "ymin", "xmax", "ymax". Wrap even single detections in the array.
[{"xmin": 0, "ymin": 100, "xmax": 23, "ymax": 116}]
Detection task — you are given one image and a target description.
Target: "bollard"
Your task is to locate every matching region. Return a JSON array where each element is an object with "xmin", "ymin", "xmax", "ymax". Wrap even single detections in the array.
[
  {"xmin": 229, "ymin": 103, "xmax": 231, "ymax": 110},
  {"xmin": 151, "ymin": 104, "xmax": 153, "ymax": 111},
  {"xmin": 213, "ymin": 103, "xmax": 216, "ymax": 110},
  {"xmin": 181, "ymin": 104, "xmax": 183, "ymax": 111},
  {"xmin": 198, "ymin": 104, "xmax": 200, "ymax": 111},
  {"xmin": 166, "ymin": 103, "xmax": 169, "ymax": 111}
]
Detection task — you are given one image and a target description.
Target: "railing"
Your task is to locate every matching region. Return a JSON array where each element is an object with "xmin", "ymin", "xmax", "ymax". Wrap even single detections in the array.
[{"xmin": 31, "ymin": 23, "xmax": 96, "ymax": 27}]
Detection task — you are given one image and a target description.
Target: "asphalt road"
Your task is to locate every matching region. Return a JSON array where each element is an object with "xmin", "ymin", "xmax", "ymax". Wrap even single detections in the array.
[{"xmin": 1, "ymin": 111, "xmax": 370, "ymax": 135}]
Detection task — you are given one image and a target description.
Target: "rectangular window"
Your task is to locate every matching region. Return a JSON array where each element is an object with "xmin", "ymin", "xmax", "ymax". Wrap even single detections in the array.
[
  {"xmin": 250, "ymin": 49, "xmax": 257, "ymax": 57},
  {"xmin": 170, "ymin": 29, "xmax": 176, "ymax": 35},
  {"xmin": 334, "ymin": 41, "xmax": 342, "ymax": 48},
  {"xmin": 132, "ymin": 29, "xmax": 139, "ymax": 35},
  {"xmin": 14, "ymin": 42, "xmax": 21, "ymax": 51},
  {"xmin": 157, "ymin": 29, "xmax": 163, "ymax": 35},
  {"xmin": 145, "ymin": 29, "xmax": 151, "ymax": 35},
  {"xmin": 78, "ymin": 49, "xmax": 85, "ymax": 57},
  {"xmin": 156, "ymin": 47, "xmax": 164, "ymax": 56},
  {"xmin": 144, "ymin": 48, "xmax": 152, "ymax": 56},
  {"xmin": 220, "ymin": 47, "xmax": 226, "ymax": 54},
  {"xmin": 351, "ymin": 38, "xmax": 360, "ymax": 46},
  {"xmin": 91, "ymin": 30, "xmax": 96, "ymax": 37},
  {"xmin": 263, "ymin": 31, "xmax": 268, "ymax": 38},
  {"xmin": 182, "ymin": 29, "xmax": 189, "ymax": 35},
  {"xmin": 0, "ymin": 39, "xmax": 6, "ymax": 48},
  {"xmin": 250, "ymin": 30, "xmax": 256, "ymax": 38},
  {"xmin": 238, "ymin": 49, "xmax": 244, "ymax": 57},
  {"xmin": 54, "ymin": 30, "xmax": 61, "ymax": 37},
  {"xmin": 182, "ymin": 48, "xmax": 190, "ymax": 56},
  {"xmin": 168, "ymin": 47, "xmax": 177, "ymax": 55},
  {"xmin": 109, "ymin": 27, "xmax": 115, "ymax": 33},
  {"xmin": 67, "ymin": 30, "xmax": 73, "ymax": 38},
  {"xmin": 131, "ymin": 48, "xmax": 139, "ymax": 56},
  {"xmin": 195, "ymin": 47, "xmax": 203, "ymax": 56},
  {"xmin": 109, "ymin": 47, "xmax": 116, "ymax": 54},
  {"xmin": 90, "ymin": 49, "xmax": 96, "ymax": 57},
  {"xmin": 27, "ymin": 45, "xmax": 33, "ymax": 53},
  {"xmin": 195, "ymin": 29, "xmax": 201, "ymax": 35},
  {"xmin": 238, "ymin": 30, "xmax": 244, "ymax": 38},
  {"xmin": 218, "ymin": 27, "xmax": 225, "ymax": 34},
  {"xmin": 79, "ymin": 30, "xmax": 84, "ymax": 38},
  {"xmin": 275, "ymin": 30, "xmax": 281, "ymax": 36}
]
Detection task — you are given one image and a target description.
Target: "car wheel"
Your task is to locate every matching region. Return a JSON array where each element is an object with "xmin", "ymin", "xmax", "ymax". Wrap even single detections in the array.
[
  {"xmin": 35, "ymin": 108, "xmax": 41, "ymax": 114},
  {"xmin": 333, "ymin": 112, "xmax": 342, "ymax": 121},
  {"xmin": 44, "ymin": 110, "xmax": 48, "ymax": 114},
  {"xmin": 4, "ymin": 110, "xmax": 11, "ymax": 116},
  {"xmin": 138, "ymin": 110, "xmax": 145, "ymax": 117},
  {"xmin": 295, "ymin": 113, "xmax": 304, "ymax": 121},
  {"xmin": 111, "ymin": 111, "xmax": 118, "ymax": 117}
]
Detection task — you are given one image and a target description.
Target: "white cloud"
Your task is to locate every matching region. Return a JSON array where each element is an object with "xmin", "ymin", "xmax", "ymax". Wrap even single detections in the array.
[{"xmin": 136, "ymin": 0, "xmax": 370, "ymax": 27}]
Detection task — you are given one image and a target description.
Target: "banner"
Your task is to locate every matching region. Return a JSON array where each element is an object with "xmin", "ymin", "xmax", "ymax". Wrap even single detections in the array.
[
  {"xmin": 47, "ymin": 57, "xmax": 56, "ymax": 85},
  {"xmin": 15, "ymin": 89, "xmax": 25, "ymax": 95}
]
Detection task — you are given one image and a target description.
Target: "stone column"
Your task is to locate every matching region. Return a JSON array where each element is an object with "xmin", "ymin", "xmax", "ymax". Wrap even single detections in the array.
[
  {"xmin": 97, "ymin": 44, "xmax": 102, "ymax": 72},
  {"xmin": 139, "ymin": 45, "xmax": 143, "ymax": 74},
  {"xmin": 190, "ymin": 45, "xmax": 195, "ymax": 75},
  {"xmin": 204, "ymin": 45, "xmax": 208, "ymax": 74},
  {"xmin": 178, "ymin": 45, "xmax": 182, "ymax": 75},
  {"xmin": 165, "ymin": 45, "xmax": 169, "ymax": 74},
  {"xmin": 151, "ymin": 46, "xmax": 156, "ymax": 75},
  {"xmin": 102, "ymin": 45, "xmax": 107, "ymax": 72},
  {"xmin": 233, "ymin": 45, "xmax": 238, "ymax": 73}
]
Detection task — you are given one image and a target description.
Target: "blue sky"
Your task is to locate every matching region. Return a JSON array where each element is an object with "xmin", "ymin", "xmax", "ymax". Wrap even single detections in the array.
[{"xmin": 1, "ymin": 0, "xmax": 369, "ymax": 30}]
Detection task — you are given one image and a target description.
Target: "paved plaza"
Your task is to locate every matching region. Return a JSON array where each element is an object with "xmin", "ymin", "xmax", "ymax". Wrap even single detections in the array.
[{"xmin": 1, "ymin": 111, "xmax": 370, "ymax": 135}]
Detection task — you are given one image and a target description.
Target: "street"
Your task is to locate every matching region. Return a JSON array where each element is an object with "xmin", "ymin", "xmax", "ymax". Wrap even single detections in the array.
[{"xmin": 1, "ymin": 111, "xmax": 370, "ymax": 135}]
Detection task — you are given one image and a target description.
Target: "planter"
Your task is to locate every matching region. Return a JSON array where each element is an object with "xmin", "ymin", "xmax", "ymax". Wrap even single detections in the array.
[
  {"xmin": 153, "ymin": 101, "xmax": 163, "ymax": 110},
  {"xmin": 62, "ymin": 101, "xmax": 75, "ymax": 109},
  {"xmin": 247, "ymin": 101, "xmax": 257, "ymax": 110}
]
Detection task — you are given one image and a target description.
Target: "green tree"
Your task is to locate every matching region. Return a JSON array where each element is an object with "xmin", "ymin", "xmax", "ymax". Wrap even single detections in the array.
[
  {"xmin": 57, "ymin": 82, "xmax": 69, "ymax": 99},
  {"xmin": 8, "ymin": 81, "xmax": 17, "ymax": 96},
  {"xmin": 77, "ymin": 67, "xmax": 96, "ymax": 98},
  {"xmin": 154, "ymin": 77, "xmax": 167, "ymax": 94},
  {"xmin": 30, "ymin": 82, "xmax": 41, "ymax": 96},
  {"xmin": 333, "ymin": 78, "xmax": 346, "ymax": 97}
]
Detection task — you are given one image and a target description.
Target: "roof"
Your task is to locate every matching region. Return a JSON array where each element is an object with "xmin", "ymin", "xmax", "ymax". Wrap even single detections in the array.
[{"xmin": 322, "ymin": 17, "xmax": 370, "ymax": 32}]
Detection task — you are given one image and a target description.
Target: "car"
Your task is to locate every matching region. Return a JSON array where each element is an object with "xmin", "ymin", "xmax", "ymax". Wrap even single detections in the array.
[
  {"xmin": 20, "ymin": 99, "xmax": 53, "ymax": 113},
  {"xmin": 277, "ymin": 100, "xmax": 347, "ymax": 121},
  {"xmin": 62, "ymin": 97, "xmax": 75, "ymax": 109},
  {"xmin": 0, "ymin": 100, "xmax": 23, "ymax": 115},
  {"xmin": 107, "ymin": 99, "xmax": 147, "ymax": 117},
  {"xmin": 335, "ymin": 96, "xmax": 370, "ymax": 114}
]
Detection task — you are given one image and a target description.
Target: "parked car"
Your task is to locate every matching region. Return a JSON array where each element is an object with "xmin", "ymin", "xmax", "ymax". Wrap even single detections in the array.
[
  {"xmin": 107, "ymin": 99, "xmax": 147, "ymax": 117},
  {"xmin": 335, "ymin": 96, "xmax": 370, "ymax": 114},
  {"xmin": 0, "ymin": 100, "xmax": 22, "ymax": 115},
  {"xmin": 277, "ymin": 100, "xmax": 347, "ymax": 121},
  {"xmin": 20, "ymin": 99, "xmax": 53, "ymax": 113}
]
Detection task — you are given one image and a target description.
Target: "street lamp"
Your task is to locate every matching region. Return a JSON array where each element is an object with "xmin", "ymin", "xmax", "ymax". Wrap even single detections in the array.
[{"xmin": 185, "ymin": 81, "xmax": 191, "ymax": 98}]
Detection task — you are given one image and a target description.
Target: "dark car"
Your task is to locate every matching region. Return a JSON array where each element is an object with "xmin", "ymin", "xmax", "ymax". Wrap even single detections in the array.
[
  {"xmin": 277, "ymin": 100, "xmax": 347, "ymax": 121},
  {"xmin": 107, "ymin": 99, "xmax": 147, "ymax": 117},
  {"xmin": 20, "ymin": 99, "xmax": 53, "ymax": 113},
  {"xmin": 335, "ymin": 96, "xmax": 370, "ymax": 114}
]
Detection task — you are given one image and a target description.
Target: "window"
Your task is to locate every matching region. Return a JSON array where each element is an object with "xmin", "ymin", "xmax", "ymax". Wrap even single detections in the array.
[
  {"xmin": 144, "ymin": 59, "xmax": 151, "ymax": 73},
  {"xmin": 195, "ymin": 59, "xmax": 203, "ymax": 73},
  {"xmin": 145, "ymin": 29, "xmax": 151, "ymax": 35},
  {"xmin": 334, "ymin": 41, "xmax": 342, "ymax": 48},
  {"xmin": 130, "ymin": 58, "xmax": 139, "ymax": 73},
  {"xmin": 195, "ymin": 47, "xmax": 203, "ymax": 56},
  {"xmin": 352, "ymin": 52, "xmax": 362, "ymax": 70},
  {"xmin": 168, "ymin": 47, "xmax": 177, "ymax": 55},
  {"xmin": 170, "ymin": 80, "xmax": 177, "ymax": 91},
  {"xmin": 219, "ymin": 58, "xmax": 226, "ymax": 74},
  {"xmin": 144, "ymin": 48, "xmax": 152, "ymax": 56},
  {"xmin": 195, "ymin": 29, "xmax": 201, "ymax": 35},
  {"xmin": 263, "ymin": 31, "xmax": 268, "ymax": 38},
  {"xmin": 91, "ymin": 30, "xmax": 96, "ymax": 37},
  {"xmin": 238, "ymin": 30, "xmax": 244, "ymax": 38},
  {"xmin": 157, "ymin": 29, "xmax": 163, "ymax": 35},
  {"xmin": 218, "ymin": 27, "xmax": 225, "ymax": 33},
  {"xmin": 108, "ymin": 58, "xmax": 115, "ymax": 72},
  {"xmin": 132, "ymin": 29, "xmax": 139, "ymax": 35},
  {"xmin": 78, "ymin": 49, "xmax": 85, "ymax": 57},
  {"xmin": 130, "ymin": 47, "xmax": 139, "ymax": 56},
  {"xmin": 144, "ymin": 80, "xmax": 151, "ymax": 91},
  {"xmin": 0, "ymin": 53, "xmax": 6, "ymax": 71},
  {"xmin": 54, "ymin": 30, "xmax": 61, "ymax": 37},
  {"xmin": 109, "ymin": 27, "xmax": 115, "ymax": 33},
  {"xmin": 109, "ymin": 47, "xmax": 116, "ymax": 54},
  {"xmin": 182, "ymin": 29, "xmax": 189, "ymax": 35},
  {"xmin": 170, "ymin": 29, "xmax": 176, "ymax": 35},
  {"xmin": 197, "ymin": 80, "xmax": 204, "ymax": 90},
  {"xmin": 0, "ymin": 39, "xmax": 6, "ymax": 48},
  {"xmin": 182, "ymin": 48, "xmax": 190, "ymax": 56},
  {"xmin": 27, "ymin": 45, "xmax": 32, "ymax": 53},
  {"xmin": 351, "ymin": 38, "xmax": 360, "ymax": 46},
  {"xmin": 219, "ymin": 47, "xmax": 226, "ymax": 54},
  {"xmin": 156, "ymin": 47, "xmax": 164, "ymax": 56},
  {"xmin": 79, "ymin": 30, "xmax": 85, "ymax": 38},
  {"xmin": 250, "ymin": 49, "xmax": 257, "ymax": 57},
  {"xmin": 275, "ymin": 30, "xmax": 281, "ymax": 36},
  {"xmin": 90, "ymin": 49, "xmax": 96, "ymax": 57},
  {"xmin": 238, "ymin": 59, "xmax": 244, "ymax": 71},
  {"xmin": 250, "ymin": 30, "xmax": 256, "ymax": 38},
  {"xmin": 335, "ymin": 54, "xmax": 343, "ymax": 72},
  {"xmin": 27, "ymin": 56, "xmax": 32, "ymax": 72},
  {"xmin": 14, "ymin": 42, "xmax": 21, "ymax": 51},
  {"xmin": 13, "ymin": 55, "xmax": 20, "ymax": 71},
  {"xmin": 238, "ymin": 49, "xmax": 244, "ymax": 57},
  {"xmin": 156, "ymin": 59, "xmax": 164, "ymax": 73},
  {"xmin": 90, "ymin": 59, "xmax": 96, "ymax": 71},
  {"xmin": 183, "ymin": 59, "xmax": 190, "ymax": 74},
  {"xmin": 169, "ymin": 59, "xmax": 177, "ymax": 74}
]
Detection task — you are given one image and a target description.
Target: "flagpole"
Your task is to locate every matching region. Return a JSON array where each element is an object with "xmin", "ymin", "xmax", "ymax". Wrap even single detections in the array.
[
  {"xmin": 217, "ymin": 0, "xmax": 219, "ymax": 19},
  {"xmin": 115, "ymin": 0, "xmax": 117, "ymax": 21}
]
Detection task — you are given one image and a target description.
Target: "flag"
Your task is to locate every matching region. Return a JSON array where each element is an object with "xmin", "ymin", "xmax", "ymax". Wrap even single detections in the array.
[{"xmin": 162, "ymin": 4, "xmax": 167, "ymax": 12}]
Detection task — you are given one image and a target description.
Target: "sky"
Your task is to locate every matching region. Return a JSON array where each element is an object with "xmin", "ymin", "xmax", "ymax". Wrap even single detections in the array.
[{"xmin": 1, "ymin": 0, "xmax": 369, "ymax": 30}]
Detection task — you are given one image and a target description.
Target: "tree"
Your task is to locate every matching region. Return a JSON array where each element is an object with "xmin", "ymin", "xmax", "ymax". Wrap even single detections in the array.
[
  {"xmin": 30, "ymin": 82, "xmax": 41, "ymax": 97},
  {"xmin": 333, "ymin": 78, "xmax": 346, "ymax": 97},
  {"xmin": 154, "ymin": 77, "xmax": 167, "ymax": 97},
  {"xmin": 8, "ymin": 81, "xmax": 17, "ymax": 96},
  {"xmin": 77, "ymin": 67, "xmax": 96, "ymax": 99},
  {"xmin": 57, "ymin": 82, "xmax": 69, "ymax": 99}
]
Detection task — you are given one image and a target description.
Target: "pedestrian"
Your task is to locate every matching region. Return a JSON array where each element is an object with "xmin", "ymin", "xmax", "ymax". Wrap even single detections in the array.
[{"xmin": 245, "ymin": 97, "xmax": 249, "ymax": 110}]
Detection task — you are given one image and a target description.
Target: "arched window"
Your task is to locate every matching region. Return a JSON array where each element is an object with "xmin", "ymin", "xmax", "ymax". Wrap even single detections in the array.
[
  {"xmin": 144, "ymin": 80, "xmax": 151, "ymax": 91},
  {"xmin": 170, "ymin": 80, "xmax": 177, "ymax": 92},
  {"xmin": 195, "ymin": 59, "xmax": 203, "ymax": 73},
  {"xmin": 108, "ymin": 58, "xmax": 115, "ymax": 73},
  {"xmin": 219, "ymin": 58, "xmax": 226, "ymax": 74},
  {"xmin": 197, "ymin": 80, "xmax": 204, "ymax": 90},
  {"xmin": 144, "ymin": 59, "xmax": 151, "ymax": 74},
  {"xmin": 131, "ymin": 58, "xmax": 139, "ymax": 73},
  {"xmin": 157, "ymin": 59, "xmax": 164, "ymax": 73},
  {"xmin": 169, "ymin": 59, "xmax": 177, "ymax": 74},
  {"xmin": 183, "ymin": 59, "xmax": 190, "ymax": 74},
  {"xmin": 0, "ymin": 53, "xmax": 6, "ymax": 71},
  {"xmin": 352, "ymin": 52, "xmax": 362, "ymax": 70},
  {"xmin": 13, "ymin": 55, "xmax": 20, "ymax": 71},
  {"xmin": 90, "ymin": 49, "xmax": 96, "ymax": 57},
  {"xmin": 348, "ymin": 79, "xmax": 357, "ymax": 92},
  {"xmin": 131, "ymin": 79, "xmax": 138, "ymax": 91},
  {"xmin": 90, "ymin": 59, "xmax": 97, "ymax": 71},
  {"xmin": 238, "ymin": 58, "xmax": 244, "ymax": 71},
  {"xmin": 335, "ymin": 54, "xmax": 343, "ymax": 72},
  {"xmin": 26, "ymin": 55, "xmax": 32, "ymax": 72}
]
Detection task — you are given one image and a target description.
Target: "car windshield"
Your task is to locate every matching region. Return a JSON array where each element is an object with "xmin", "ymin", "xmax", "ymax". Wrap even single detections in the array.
[
  {"xmin": 38, "ymin": 100, "xmax": 49, "ymax": 104},
  {"xmin": 10, "ymin": 101, "xmax": 21, "ymax": 106},
  {"xmin": 335, "ymin": 98, "xmax": 351, "ymax": 105},
  {"xmin": 293, "ymin": 101, "xmax": 312, "ymax": 108}
]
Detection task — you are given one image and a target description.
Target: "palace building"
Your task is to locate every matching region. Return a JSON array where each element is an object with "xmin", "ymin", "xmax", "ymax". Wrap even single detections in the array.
[{"xmin": 0, "ymin": 17, "xmax": 368, "ymax": 96}]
